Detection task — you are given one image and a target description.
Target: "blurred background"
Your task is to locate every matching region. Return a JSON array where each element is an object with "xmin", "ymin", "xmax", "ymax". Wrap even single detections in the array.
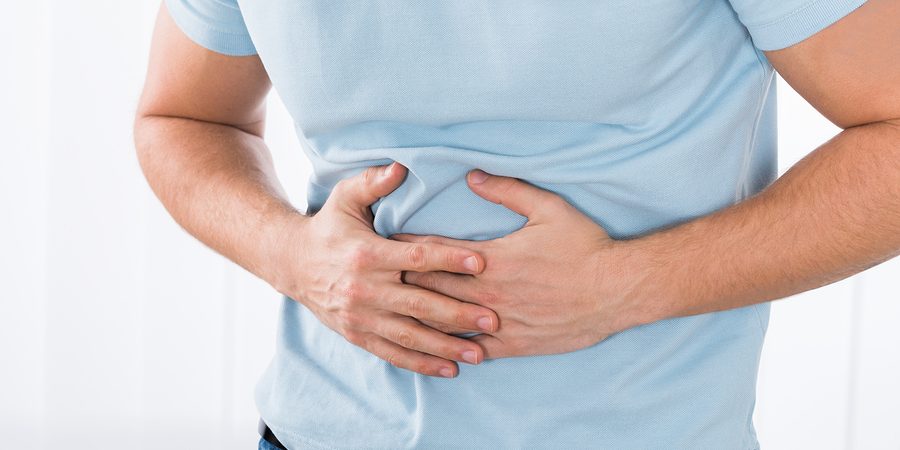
[{"xmin": 1, "ymin": 1, "xmax": 898, "ymax": 449}]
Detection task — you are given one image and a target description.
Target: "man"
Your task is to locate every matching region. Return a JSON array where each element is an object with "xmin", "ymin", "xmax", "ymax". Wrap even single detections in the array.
[{"xmin": 134, "ymin": 0, "xmax": 899, "ymax": 448}]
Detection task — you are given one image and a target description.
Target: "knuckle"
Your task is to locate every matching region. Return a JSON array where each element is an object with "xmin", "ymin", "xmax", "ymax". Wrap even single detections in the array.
[
  {"xmin": 347, "ymin": 244, "xmax": 375, "ymax": 271},
  {"xmin": 360, "ymin": 334, "xmax": 379, "ymax": 353},
  {"xmin": 404, "ymin": 295, "xmax": 427, "ymax": 318},
  {"xmin": 394, "ymin": 327, "xmax": 416, "ymax": 349},
  {"xmin": 543, "ymin": 192, "xmax": 564, "ymax": 208},
  {"xmin": 341, "ymin": 279, "xmax": 367, "ymax": 306},
  {"xmin": 332, "ymin": 179, "xmax": 352, "ymax": 196},
  {"xmin": 385, "ymin": 352, "xmax": 402, "ymax": 368},
  {"xmin": 506, "ymin": 337, "xmax": 526, "ymax": 354},
  {"xmin": 444, "ymin": 249, "xmax": 459, "ymax": 271},
  {"xmin": 343, "ymin": 329, "xmax": 363, "ymax": 346},
  {"xmin": 496, "ymin": 179, "xmax": 517, "ymax": 198},
  {"xmin": 361, "ymin": 165, "xmax": 379, "ymax": 186},
  {"xmin": 454, "ymin": 308, "xmax": 470, "ymax": 328},
  {"xmin": 547, "ymin": 194, "xmax": 571, "ymax": 212},
  {"xmin": 405, "ymin": 244, "xmax": 428, "ymax": 270},
  {"xmin": 443, "ymin": 341, "xmax": 463, "ymax": 359},
  {"xmin": 412, "ymin": 272, "xmax": 436, "ymax": 290},
  {"xmin": 337, "ymin": 308, "xmax": 364, "ymax": 330}
]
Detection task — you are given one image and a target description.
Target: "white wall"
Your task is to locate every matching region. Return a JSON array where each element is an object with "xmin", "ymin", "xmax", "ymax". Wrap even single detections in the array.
[
  {"xmin": 753, "ymin": 82, "xmax": 900, "ymax": 450},
  {"xmin": 0, "ymin": 1, "xmax": 897, "ymax": 449}
]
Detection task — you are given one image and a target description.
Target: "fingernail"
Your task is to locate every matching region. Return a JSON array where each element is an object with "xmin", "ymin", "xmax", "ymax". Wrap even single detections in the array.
[
  {"xmin": 439, "ymin": 367, "xmax": 454, "ymax": 378},
  {"xmin": 469, "ymin": 169, "xmax": 489, "ymax": 184},
  {"xmin": 462, "ymin": 350, "xmax": 478, "ymax": 364},
  {"xmin": 477, "ymin": 316, "xmax": 493, "ymax": 331},
  {"xmin": 463, "ymin": 256, "xmax": 479, "ymax": 272},
  {"xmin": 382, "ymin": 162, "xmax": 395, "ymax": 178}
]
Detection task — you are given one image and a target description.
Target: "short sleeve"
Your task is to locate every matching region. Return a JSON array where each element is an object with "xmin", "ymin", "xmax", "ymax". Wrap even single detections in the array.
[
  {"xmin": 164, "ymin": 0, "xmax": 257, "ymax": 56},
  {"xmin": 727, "ymin": 0, "xmax": 868, "ymax": 51}
]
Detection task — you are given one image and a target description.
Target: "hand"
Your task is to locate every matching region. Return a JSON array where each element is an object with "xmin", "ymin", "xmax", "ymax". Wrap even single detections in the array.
[
  {"xmin": 392, "ymin": 169, "xmax": 650, "ymax": 360},
  {"xmin": 266, "ymin": 162, "xmax": 500, "ymax": 378}
]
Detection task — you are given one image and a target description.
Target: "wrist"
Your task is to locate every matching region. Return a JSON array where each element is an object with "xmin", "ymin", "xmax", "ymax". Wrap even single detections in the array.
[
  {"xmin": 257, "ymin": 206, "xmax": 311, "ymax": 293},
  {"xmin": 604, "ymin": 234, "xmax": 679, "ymax": 331}
]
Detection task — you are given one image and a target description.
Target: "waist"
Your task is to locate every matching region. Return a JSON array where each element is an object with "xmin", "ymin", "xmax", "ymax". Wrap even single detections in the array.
[
  {"xmin": 257, "ymin": 296, "xmax": 768, "ymax": 448},
  {"xmin": 301, "ymin": 119, "xmax": 773, "ymax": 240}
]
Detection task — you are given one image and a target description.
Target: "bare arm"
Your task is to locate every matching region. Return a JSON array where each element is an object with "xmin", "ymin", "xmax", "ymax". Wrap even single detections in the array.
[
  {"xmin": 135, "ymin": 3, "xmax": 500, "ymax": 378},
  {"xmin": 134, "ymin": 3, "xmax": 294, "ymax": 283},
  {"xmin": 628, "ymin": 0, "xmax": 900, "ymax": 324},
  {"xmin": 387, "ymin": 0, "xmax": 900, "ymax": 359}
]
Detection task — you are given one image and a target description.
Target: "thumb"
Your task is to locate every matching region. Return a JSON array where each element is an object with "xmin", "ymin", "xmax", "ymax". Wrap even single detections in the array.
[
  {"xmin": 335, "ymin": 162, "xmax": 407, "ymax": 211},
  {"xmin": 466, "ymin": 169, "xmax": 560, "ymax": 220}
]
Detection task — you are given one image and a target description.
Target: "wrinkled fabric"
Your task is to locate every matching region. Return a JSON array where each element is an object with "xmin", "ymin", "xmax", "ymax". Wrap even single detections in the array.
[{"xmin": 165, "ymin": 0, "xmax": 867, "ymax": 448}]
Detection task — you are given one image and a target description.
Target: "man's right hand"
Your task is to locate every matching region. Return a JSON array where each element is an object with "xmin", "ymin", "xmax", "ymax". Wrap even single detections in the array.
[
  {"xmin": 135, "ymin": 4, "xmax": 495, "ymax": 378},
  {"xmin": 266, "ymin": 162, "xmax": 499, "ymax": 378}
]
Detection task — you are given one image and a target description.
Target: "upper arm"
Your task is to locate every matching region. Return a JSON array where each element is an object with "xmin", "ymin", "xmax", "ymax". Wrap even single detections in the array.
[
  {"xmin": 136, "ymin": 1, "xmax": 271, "ymax": 137},
  {"xmin": 762, "ymin": 0, "xmax": 900, "ymax": 129}
]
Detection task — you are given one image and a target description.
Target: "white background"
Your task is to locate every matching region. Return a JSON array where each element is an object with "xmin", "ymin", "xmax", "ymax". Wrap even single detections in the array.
[{"xmin": 1, "ymin": 1, "xmax": 898, "ymax": 449}]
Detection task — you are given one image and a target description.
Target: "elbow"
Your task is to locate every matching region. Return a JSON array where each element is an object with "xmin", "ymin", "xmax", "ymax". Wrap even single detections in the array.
[
  {"xmin": 132, "ymin": 103, "xmax": 166, "ymax": 178},
  {"xmin": 835, "ymin": 115, "xmax": 900, "ymax": 132},
  {"xmin": 132, "ymin": 112, "xmax": 153, "ymax": 166}
]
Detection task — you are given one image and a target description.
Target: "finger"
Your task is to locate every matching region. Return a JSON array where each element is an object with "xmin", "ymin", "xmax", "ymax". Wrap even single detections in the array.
[
  {"xmin": 418, "ymin": 318, "xmax": 480, "ymax": 336},
  {"xmin": 373, "ymin": 314, "xmax": 486, "ymax": 366},
  {"xmin": 333, "ymin": 162, "xmax": 408, "ymax": 211},
  {"xmin": 401, "ymin": 271, "xmax": 483, "ymax": 306},
  {"xmin": 466, "ymin": 169, "xmax": 562, "ymax": 220},
  {"xmin": 360, "ymin": 332, "xmax": 460, "ymax": 378},
  {"xmin": 389, "ymin": 233, "xmax": 481, "ymax": 250},
  {"xmin": 469, "ymin": 333, "xmax": 513, "ymax": 360},
  {"xmin": 374, "ymin": 238, "xmax": 484, "ymax": 274},
  {"xmin": 382, "ymin": 283, "xmax": 498, "ymax": 333}
]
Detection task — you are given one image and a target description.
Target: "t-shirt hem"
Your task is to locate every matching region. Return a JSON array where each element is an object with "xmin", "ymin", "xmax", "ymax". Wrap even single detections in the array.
[
  {"xmin": 266, "ymin": 422, "xmax": 344, "ymax": 450},
  {"xmin": 164, "ymin": 0, "xmax": 257, "ymax": 56},
  {"xmin": 744, "ymin": 0, "xmax": 867, "ymax": 51}
]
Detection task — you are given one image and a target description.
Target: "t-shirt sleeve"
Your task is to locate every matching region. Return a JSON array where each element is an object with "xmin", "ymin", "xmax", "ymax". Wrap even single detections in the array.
[
  {"xmin": 727, "ymin": 0, "xmax": 868, "ymax": 51},
  {"xmin": 164, "ymin": 0, "xmax": 257, "ymax": 56}
]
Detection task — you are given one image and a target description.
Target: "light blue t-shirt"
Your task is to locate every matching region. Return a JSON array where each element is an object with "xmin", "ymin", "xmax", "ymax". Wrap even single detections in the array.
[{"xmin": 165, "ymin": 1, "xmax": 866, "ymax": 448}]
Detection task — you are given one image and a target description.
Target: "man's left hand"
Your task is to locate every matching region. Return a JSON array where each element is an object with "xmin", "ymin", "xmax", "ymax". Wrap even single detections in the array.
[{"xmin": 390, "ymin": 169, "xmax": 653, "ymax": 360}]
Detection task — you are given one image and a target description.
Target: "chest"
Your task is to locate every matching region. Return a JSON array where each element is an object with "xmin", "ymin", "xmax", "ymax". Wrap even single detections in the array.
[{"xmin": 239, "ymin": 0, "xmax": 744, "ymax": 134}]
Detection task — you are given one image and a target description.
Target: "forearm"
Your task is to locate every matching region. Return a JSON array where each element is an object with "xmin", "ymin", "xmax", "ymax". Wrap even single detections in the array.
[
  {"xmin": 133, "ymin": 115, "xmax": 306, "ymax": 285},
  {"xmin": 625, "ymin": 119, "xmax": 900, "ymax": 326}
]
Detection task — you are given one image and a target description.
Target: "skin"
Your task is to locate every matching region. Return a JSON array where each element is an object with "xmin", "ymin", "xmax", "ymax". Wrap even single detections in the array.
[
  {"xmin": 396, "ymin": 0, "xmax": 900, "ymax": 359},
  {"xmin": 136, "ymin": 1, "xmax": 899, "ymax": 376},
  {"xmin": 135, "ymin": 4, "xmax": 498, "ymax": 379}
]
